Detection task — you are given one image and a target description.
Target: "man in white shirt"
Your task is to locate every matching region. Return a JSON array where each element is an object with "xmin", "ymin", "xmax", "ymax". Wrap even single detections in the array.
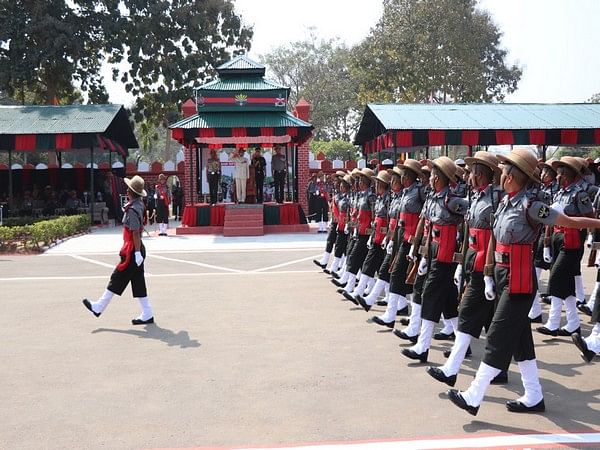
[{"xmin": 231, "ymin": 148, "xmax": 249, "ymax": 203}]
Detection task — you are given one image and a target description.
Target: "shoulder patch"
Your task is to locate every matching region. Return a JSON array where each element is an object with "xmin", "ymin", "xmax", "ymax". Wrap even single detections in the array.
[
  {"xmin": 538, "ymin": 204, "xmax": 549, "ymax": 219},
  {"xmin": 581, "ymin": 195, "xmax": 590, "ymax": 205}
]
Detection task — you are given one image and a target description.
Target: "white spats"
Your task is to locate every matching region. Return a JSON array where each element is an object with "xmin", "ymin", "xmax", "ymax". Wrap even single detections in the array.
[
  {"xmin": 350, "ymin": 274, "xmax": 372, "ymax": 298},
  {"xmin": 575, "ymin": 275, "xmax": 585, "ymax": 303},
  {"xmin": 319, "ymin": 251, "xmax": 331, "ymax": 266},
  {"xmin": 135, "ymin": 296, "xmax": 154, "ymax": 321},
  {"xmin": 461, "ymin": 362, "xmax": 501, "ymax": 407},
  {"xmin": 403, "ymin": 301, "xmax": 422, "ymax": 337},
  {"xmin": 363, "ymin": 279, "xmax": 388, "ymax": 305},
  {"xmin": 516, "ymin": 359, "xmax": 544, "ymax": 407},
  {"xmin": 411, "ymin": 319, "xmax": 435, "ymax": 354},
  {"xmin": 378, "ymin": 293, "xmax": 404, "ymax": 322},
  {"xmin": 441, "ymin": 331, "xmax": 473, "ymax": 376},
  {"xmin": 91, "ymin": 289, "xmax": 115, "ymax": 314},
  {"xmin": 543, "ymin": 296, "xmax": 563, "ymax": 330},
  {"xmin": 564, "ymin": 295, "xmax": 581, "ymax": 332}
]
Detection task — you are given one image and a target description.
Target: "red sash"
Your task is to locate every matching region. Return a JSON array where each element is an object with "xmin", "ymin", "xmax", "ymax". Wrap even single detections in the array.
[
  {"xmin": 553, "ymin": 226, "xmax": 581, "ymax": 250},
  {"xmin": 357, "ymin": 209, "xmax": 372, "ymax": 235},
  {"xmin": 496, "ymin": 242, "xmax": 534, "ymax": 294},
  {"xmin": 469, "ymin": 228, "xmax": 492, "ymax": 273},
  {"xmin": 116, "ymin": 228, "xmax": 134, "ymax": 272},
  {"xmin": 400, "ymin": 212, "xmax": 419, "ymax": 241},
  {"xmin": 156, "ymin": 184, "xmax": 170, "ymax": 206},
  {"xmin": 432, "ymin": 224, "xmax": 458, "ymax": 263},
  {"xmin": 389, "ymin": 218, "xmax": 398, "ymax": 233},
  {"xmin": 331, "ymin": 201, "xmax": 339, "ymax": 222},
  {"xmin": 373, "ymin": 216, "xmax": 389, "ymax": 245},
  {"xmin": 337, "ymin": 212, "xmax": 347, "ymax": 232}
]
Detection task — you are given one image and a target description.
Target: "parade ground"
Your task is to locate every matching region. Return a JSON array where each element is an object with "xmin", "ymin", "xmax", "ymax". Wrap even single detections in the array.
[{"xmin": 1, "ymin": 227, "xmax": 599, "ymax": 450}]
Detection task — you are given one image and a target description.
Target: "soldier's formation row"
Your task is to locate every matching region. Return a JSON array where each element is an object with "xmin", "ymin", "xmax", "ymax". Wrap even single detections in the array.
[{"xmin": 313, "ymin": 149, "xmax": 599, "ymax": 417}]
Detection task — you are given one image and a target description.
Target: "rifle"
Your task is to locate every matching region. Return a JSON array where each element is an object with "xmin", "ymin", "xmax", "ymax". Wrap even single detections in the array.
[
  {"xmin": 406, "ymin": 218, "xmax": 430, "ymax": 285},
  {"xmin": 457, "ymin": 219, "xmax": 469, "ymax": 301},
  {"xmin": 483, "ymin": 213, "xmax": 496, "ymax": 281}
]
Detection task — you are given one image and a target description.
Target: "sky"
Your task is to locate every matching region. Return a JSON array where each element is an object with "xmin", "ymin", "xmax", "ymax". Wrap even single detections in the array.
[{"xmin": 103, "ymin": 0, "xmax": 600, "ymax": 105}]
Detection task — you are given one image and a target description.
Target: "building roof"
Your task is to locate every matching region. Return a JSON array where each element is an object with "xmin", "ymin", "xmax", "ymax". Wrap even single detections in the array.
[
  {"xmin": 170, "ymin": 111, "xmax": 311, "ymax": 130},
  {"xmin": 216, "ymin": 55, "xmax": 266, "ymax": 77},
  {"xmin": 198, "ymin": 76, "xmax": 288, "ymax": 92},
  {"xmin": 355, "ymin": 103, "xmax": 600, "ymax": 147},
  {"xmin": 0, "ymin": 104, "xmax": 138, "ymax": 152}
]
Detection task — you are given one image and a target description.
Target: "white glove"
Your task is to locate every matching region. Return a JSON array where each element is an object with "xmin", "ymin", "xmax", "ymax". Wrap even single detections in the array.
[
  {"xmin": 417, "ymin": 257, "xmax": 428, "ymax": 276},
  {"xmin": 344, "ymin": 223, "xmax": 350, "ymax": 235},
  {"xmin": 367, "ymin": 235, "xmax": 373, "ymax": 249},
  {"xmin": 586, "ymin": 233, "xmax": 593, "ymax": 248},
  {"xmin": 543, "ymin": 246, "xmax": 552, "ymax": 263},
  {"xmin": 386, "ymin": 239, "xmax": 394, "ymax": 255},
  {"xmin": 135, "ymin": 251, "xmax": 144, "ymax": 266},
  {"xmin": 454, "ymin": 264, "xmax": 463, "ymax": 288},
  {"xmin": 407, "ymin": 244, "xmax": 417, "ymax": 261},
  {"xmin": 381, "ymin": 237, "xmax": 388, "ymax": 249},
  {"xmin": 154, "ymin": 193, "xmax": 158, "ymax": 199},
  {"xmin": 484, "ymin": 275, "xmax": 496, "ymax": 301},
  {"xmin": 316, "ymin": 189, "xmax": 320, "ymax": 196},
  {"xmin": 327, "ymin": 219, "xmax": 333, "ymax": 230},
  {"xmin": 550, "ymin": 202, "xmax": 565, "ymax": 214},
  {"xmin": 595, "ymin": 251, "xmax": 600, "ymax": 268}
]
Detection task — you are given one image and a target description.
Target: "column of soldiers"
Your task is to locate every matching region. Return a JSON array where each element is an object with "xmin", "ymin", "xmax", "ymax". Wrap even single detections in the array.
[{"xmin": 313, "ymin": 148, "xmax": 600, "ymax": 416}]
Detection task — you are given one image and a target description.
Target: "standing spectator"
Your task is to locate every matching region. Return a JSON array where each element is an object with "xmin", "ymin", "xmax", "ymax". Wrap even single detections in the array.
[
  {"xmin": 231, "ymin": 148, "xmax": 249, "ymax": 204},
  {"xmin": 171, "ymin": 180, "xmax": 184, "ymax": 220},
  {"xmin": 252, "ymin": 147, "xmax": 267, "ymax": 203},
  {"xmin": 207, "ymin": 149, "xmax": 221, "ymax": 205},
  {"xmin": 82, "ymin": 175, "xmax": 155, "ymax": 325},
  {"xmin": 314, "ymin": 171, "xmax": 329, "ymax": 232},
  {"xmin": 272, "ymin": 145, "xmax": 287, "ymax": 204},
  {"xmin": 155, "ymin": 173, "xmax": 170, "ymax": 236}
]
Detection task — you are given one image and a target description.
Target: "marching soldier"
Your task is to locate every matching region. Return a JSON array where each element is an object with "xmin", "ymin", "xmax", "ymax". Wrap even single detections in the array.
[
  {"xmin": 338, "ymin": 168, "xmax": 376, "ymax": 298},
  {"xmin": 427, "ymin": 151, "xmax": 503, "ymax": 387},
  {"xmin": 314, "ymin": 171, "xmax": 346, "ymax": 268},
  {"xmin": 401, "ymin": 157, "xmax": 468, "ymax": 363},
  {"xmin": 537, "ymin": 156, "xmax": 592, "ymax": 337},
  {"xmin": 325, "ymin": 174, "xmax": 353, "ymax": 276},
  {"xmin": 447, "ymin": 148, "xmax": 600, "ymax": 416},
  {"xmin": 347, "ymin": 170, "xmax": 391, "ymax": 302},
  {"xmin": 82, "ymin": 175, "xmax": 154, "ymax": 325},
  {"xmin": 155, "ymin": 173, "xmax": 170, "ymax": 236}
]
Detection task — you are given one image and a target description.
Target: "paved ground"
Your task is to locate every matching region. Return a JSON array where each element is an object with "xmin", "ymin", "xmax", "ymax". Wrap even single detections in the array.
[{"xmin": 1, "ymin": 226, "xmax": 599, "ymax": 450}]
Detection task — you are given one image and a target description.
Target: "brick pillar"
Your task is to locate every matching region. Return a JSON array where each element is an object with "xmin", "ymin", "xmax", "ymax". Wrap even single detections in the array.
[
  {"xmin": 294, "ymin": 98, "xmax": 312, "ymax": 215},
  {"xmin": 183, "ymin": 144, "xmax": 198, "ymax": 205}
]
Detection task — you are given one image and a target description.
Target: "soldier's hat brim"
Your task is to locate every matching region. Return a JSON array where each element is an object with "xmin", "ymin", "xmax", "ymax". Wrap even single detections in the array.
[
  {"xmin": 464, "ymin": 151, "xmax": 501, "ymax": 178},
  {"xmin": 397, "ymin": 159, "xmax": 424, "ymax": 179},
  {"xmin": 497, "ymin": 148, "xmax": 541, "ymax": 183}
]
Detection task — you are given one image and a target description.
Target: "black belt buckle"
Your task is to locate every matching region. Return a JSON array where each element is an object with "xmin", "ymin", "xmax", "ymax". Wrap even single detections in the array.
[
  {"xmin": 399, "ymin": 220, "xmax": 406, "ymax": 227},
  {"xmin": 432, "ymin": 228, "xmax": 441, "ymax": 238},
  {"xmin": 494, "ymin": 251, "xmax": 509, "ymax": 264}
]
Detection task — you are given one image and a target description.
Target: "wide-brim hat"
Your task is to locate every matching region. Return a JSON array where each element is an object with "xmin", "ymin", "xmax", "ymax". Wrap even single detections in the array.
[
  {"xmin": 537, "ymin": 157, "xmax": 558, "ymax": 172},
  {"xmin": 373, "ymin": 170, "xmax": 391, "ymax": 185},
  {"xmin": 158, "ymin": 173, "xmax": 167, "ymax": 181},
  {"xmin": 427, "ymin": 156, "xmax": 457, "ymax": 181},
  {"xmin": 465, "ymin": 150, "xmax": 501, "ymax": 178},
  {"xmin": 334, "ymin": 170, "xmax": 346, "ymax": 179},
  {"xmin": 124, "ymin": 175, "xmax": 147, "ymax": 197},
  {"xmin": 341, "ymin": 174, "xmax": 352, "ymax": 186},
  {"xmin": 497, "ymin": 147, "xmax": 541, "ymax": 183},
  {"xmin": 397, "ymin": 158, "xmax": 424, "ymax": 179},
  {"xmin": 551, "ymin": 156, "xmax": 583, "ymax": 176},
  {"xmin": 574, "ymin": 156, "xmax": 592, "ymax": 175},
  {"xmin": 360, "ymin": 167, "xmax": 375, "ymax": 181},
  {"xmin": 350, "ymin": 168, "xmax": 361, "ymax": 178}
]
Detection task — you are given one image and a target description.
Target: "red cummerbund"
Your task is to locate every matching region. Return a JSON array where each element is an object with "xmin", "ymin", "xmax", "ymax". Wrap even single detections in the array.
[
  {"xmin": 469, "ymin": 227, "xmax": 492, "ymax": 273},
  {"xmin": 496, "ymin": 241, "xmax": 534, "ymax": 294},
  {"xmin": 553, "ymin": 226, "xmax": 582, "ymax": 250},
  {"xmin": 432, "ymin": 223, "xmax": 458, "ymax": 263},
  {"xmin": 400, "ymin": 212, "xmax": 420, "ymax": 242}
]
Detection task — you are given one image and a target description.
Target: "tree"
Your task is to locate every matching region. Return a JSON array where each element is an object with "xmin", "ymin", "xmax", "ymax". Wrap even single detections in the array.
[
  {"xmin": 350, "ymin": 0, "xmax": 522, "ymax": 104},
  {"xmin": 262, "ymin": 34, "xmax": 361, "ymax": 141},
  {"xmin": 310, "ymin": 140, "xmax": 360, "ymax": 161},
  {"xmin": 0, "ymin": 0, "xmax": 251, "ymax": 114}
]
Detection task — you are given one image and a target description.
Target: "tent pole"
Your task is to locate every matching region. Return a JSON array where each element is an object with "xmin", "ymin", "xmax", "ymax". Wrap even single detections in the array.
[
  {"xmin": 8, "ymin": 148, "xmax": 13, "ymax": 214},
  {"xmin": 197, "ymin": 145, "xmax": 203, "ymax": 203},
  {"xmin": 90, "ymin": 146, "xmax": 95, "ymax": 224}
]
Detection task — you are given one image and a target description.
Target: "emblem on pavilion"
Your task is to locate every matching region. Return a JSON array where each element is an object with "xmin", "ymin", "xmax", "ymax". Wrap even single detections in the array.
[
  {"xmin": 235, "ymin": 94, "xmax": 248, "ymax": 106},
  {"xmin": 275, "ymin": 95, "xmax": 286, "ymax": 107},
  {"xmin": 196, "ymin": 95, "xmax": 205, "ymax": 107}
]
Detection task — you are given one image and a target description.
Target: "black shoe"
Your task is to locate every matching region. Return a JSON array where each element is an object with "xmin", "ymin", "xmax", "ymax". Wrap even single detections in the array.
[
  {"xmin": 394, "ymin": 329, "xmax": 418, "ymax": 343},
  {"xmin": 434, "ymin": 331, "xmax": 455, "ymax": 341},
  {"xmin": 577, "ymin": 304, "xmax": 593, "ymax": 316},
  {"xmin": 323, "ymin": 269, "xmax": 331, "ymax": 275},
  {"xmin": 331, "ymin": 272, "xmax": 340, "ymax": 279},
  {"xmin": 537, "ymin": 326, "xmax": 558, "ymax": 337},
  {"xmin": 399, "ymin": 318, "xmax": 410, "ymax": 326},
  {"xmin": 82, "ymin": 299, "xmax": 101, "ymax": 317},
  {"xmin": 506, "ymin": 398, "xmax": 545, "ymax": 413},
  {"xmin": 426, "ymin": 366, "xmax": 456, "ymax": 387},
  {"xmin": 558, "ymin": 326, "xmax": 580, "ymax": 337},
  {"xmin": 541, "ymin": 296, "xmax": 551, "ymax": 305},
  {"xmin": 372, "ymin": 316, "xmax": 395, "ymax": 328},
  {"xmin": 447, "ymin": 389, "xmax": 479, "ymax": 416},
  {"xmin": 376, "ymin": 300, "xmax": 388, "ymax": 306},
  {"xmin": 343, "ymin": 291, "xmax": 359, "ymax": 305},
  {"xmin": 396, "ymin": 306, "xmax": 409, "ymax": 316},
  {"xmin": 132, "ymin": 317, "xmax": 154, "ymax": 325},
  {"xmin": 490, "ymin": 370, "xmax": 508, "ymax": 384},
  {"xmin": 331, "ymin": 279, "xmax": 346, "ymax": 287},
  {"xmin": 337, "ymin": 288, "xmax": 346, "ymax": 294},
  {"xmin": 443, "ymin": 345, "xmax": 472, "ymax": 359},
  {"xmin": 401, "ymin": 348, "xmax": 428, "ymax": 363},
  {"xmin": 313, "ymin": 259, "xmax": 326, "ymax": 269},
  {"xmin": 529, "ymin": 314, "xmax": 543, "ymax": 323},
  {"xmin": 356, "ymin": 295, "xmax": 372, "ymax": 312},
  {"xmin": 572, "ymin": 333, "xmax": 596, "ymax": 363},
  {"xmin": 576, "ymin": 299, "xmax": 585, "ymax": 307}
]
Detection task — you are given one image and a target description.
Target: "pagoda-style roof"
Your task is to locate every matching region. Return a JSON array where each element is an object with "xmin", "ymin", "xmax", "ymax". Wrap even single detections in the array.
[
  {"xmin": 216, "ymin": 55, "xmax": 266, "ymax": 77},
  {"xmin": 200, "ymin": 77, "xmax": 287, "ymax": 92}
]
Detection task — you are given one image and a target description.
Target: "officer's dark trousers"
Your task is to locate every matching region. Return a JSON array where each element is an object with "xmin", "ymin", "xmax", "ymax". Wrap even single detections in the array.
[
  {"xmin": 347, "ymin": 235, "xmax": 370, "ymax": 274},
  {"xmin": 334, "ymin": 231, "xmax": 349, "ymax": 258},
  {"xmin": 377, "ymin": 249, "xmax": 395, "ymax": 283},
  {"xmin": 108, "ymin": 245, "xmax": 147, "ymax": 298},
  {"xmin": 361, "ymin": 245, "xmax": 385, "ymax": 278},
  {"xmin": 156, "ymin": 201, "xmax": 169, "ymax": 224},
  {"xmin": 483, "ymin": 266, "xmax": 536, "ymax": 370},
  {"xmin": 208, "ymin": 173, "xmax": 220, "ymax": 204},
  {"xmin": 548, "ymin": 234, "xmax": 579, "ymax": 299},
  {"xmin": 255, "ymin": 175, "xmax": 264, "ymax": 203},
  {"xmin": 389, "ymin": 240, "xmax": 412, "ymax": 295},
  {"xmin": 420, "ymin": 243, "xmax": 459, "ymax": 322},
  {"xmin": 274, "ymin": 171, "xmax": 286, "ymax": 203},
  {"xmin": 325, "ymin": 224, "xmax": 338, "ymax": 253}
]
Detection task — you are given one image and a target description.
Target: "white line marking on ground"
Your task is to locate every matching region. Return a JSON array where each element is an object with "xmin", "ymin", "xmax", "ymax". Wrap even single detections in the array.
[
  {"xmin": 149, "ymin": 254, "xmax": 244, "ymax": 273},
  {"xmin": 156, "ymin": 432, "xmax": 600, "ymax": 450},
  {"xmin": 252, "ymin": 255, "xmax": 321, "ymax": 272},
  {"xmin": 0, "ymin": 270, "xmax": 319, "ymax": 282},
  {"xmin": 70, "ymin": 255, "xmax": 116, "ymax": 269},
  {"xmin": 41, "ymin": 248, "xmax": 322, "ymax": 256}
]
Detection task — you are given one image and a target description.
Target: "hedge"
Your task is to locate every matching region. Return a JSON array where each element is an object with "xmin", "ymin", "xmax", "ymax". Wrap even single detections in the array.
[{"xmin": 0, "ymin": 214, "xmax": 90, "ymax": 252}]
